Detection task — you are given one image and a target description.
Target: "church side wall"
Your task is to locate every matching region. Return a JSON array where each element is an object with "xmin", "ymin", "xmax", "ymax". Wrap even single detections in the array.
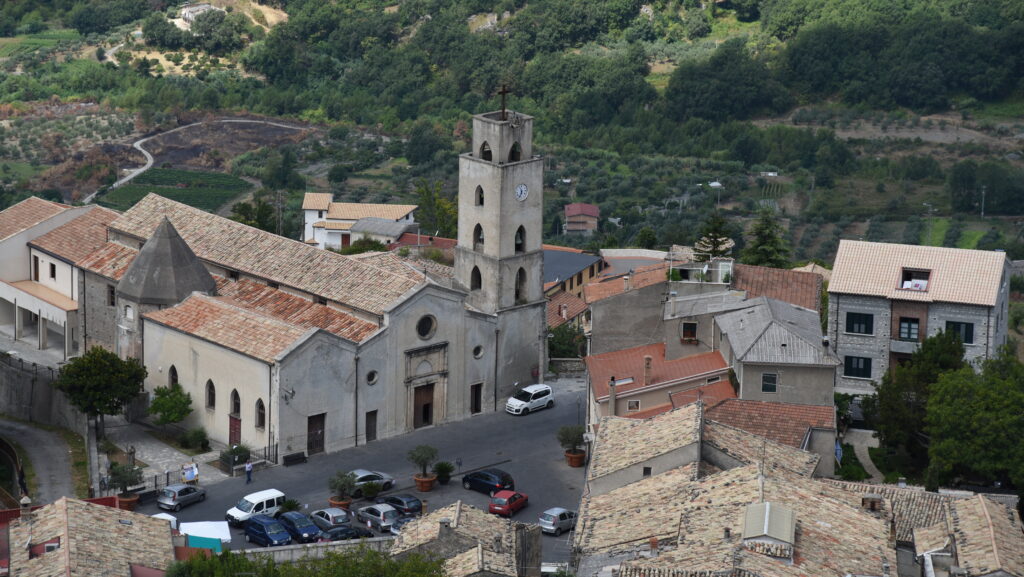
[
  {"xmin": 496, "ymin": 301, "xmax": 547, "ymax": 400},
  {"xmin": 80, "ymin": 271, "xmax": 118, "ymax": 352},
  {"xmin": 589, "ymin": 282, "xmax": 668, "ymax": 356}
]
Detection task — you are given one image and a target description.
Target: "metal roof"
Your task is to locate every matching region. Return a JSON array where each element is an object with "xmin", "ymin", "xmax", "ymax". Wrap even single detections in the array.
[
  {"xmin": 543, "ymin": 250, "xmax": 602, "ymax": 284},
  {"xmin": 350, "ymin": 217, "xmax": 414, "ymax": 237},
  {"xmin": 117, "ymin": 217, "xmax": 216, "ymax": 305}
]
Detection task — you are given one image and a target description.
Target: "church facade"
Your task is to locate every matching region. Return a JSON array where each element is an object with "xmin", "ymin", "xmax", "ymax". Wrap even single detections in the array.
[{"xmin": 71, "ymin": 110, "xmax": 545, "ymax": 456}]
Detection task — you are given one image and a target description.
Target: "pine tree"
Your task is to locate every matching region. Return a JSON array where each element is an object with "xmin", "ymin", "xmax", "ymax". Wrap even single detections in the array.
[
  {"xmin": 741, "ymin": 208, "xmax": 790, "ymax": 268},
  {"xmin": 694, "ymin": 211, "xmax": 734, "ymax": 262}
]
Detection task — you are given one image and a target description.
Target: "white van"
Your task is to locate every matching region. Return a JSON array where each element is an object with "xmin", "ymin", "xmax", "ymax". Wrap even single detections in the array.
[{"xmin": 225, "ymin": 488, "xmax": 286, "ymax": 526}]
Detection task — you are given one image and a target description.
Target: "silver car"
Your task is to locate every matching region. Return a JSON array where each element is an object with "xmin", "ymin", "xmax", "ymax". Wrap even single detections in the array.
[
  {"xmin": 538, "ymin": 507, "xmax": 576, "ymax": 536},
  {"xmin": 355, "ymin": 503, "xmax": 400, "ymax": 532},
  {"xmin": 157, "ymin": 483, "xmax": 206, "ymax": 512},
  {"xmin": 310, "ymin": 507, "xmax": 351, "ymax": 531},
  {"xmin": 350, "ymin": 469, "xmax": 395, "ymax": 497}
]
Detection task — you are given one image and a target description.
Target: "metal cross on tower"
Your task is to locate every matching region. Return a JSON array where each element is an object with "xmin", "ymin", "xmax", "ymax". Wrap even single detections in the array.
[{"xmin": 498, "ymin": 84, "xmax": 511, "ymax": 120}]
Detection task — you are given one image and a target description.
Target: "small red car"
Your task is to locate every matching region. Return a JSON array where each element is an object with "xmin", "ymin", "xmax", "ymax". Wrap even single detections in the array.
[{"xmin": 489, "ymin": 490, "xmax": 529, "ymax": 517}]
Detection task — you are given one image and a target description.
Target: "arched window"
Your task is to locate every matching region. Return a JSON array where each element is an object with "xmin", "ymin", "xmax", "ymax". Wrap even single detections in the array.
[
  {"xmin": 169, "ymin": 366, "xmax": 178, "ymax": 387},
  {"xmin": 475, "ymin": 185, "xmax": 484, "ymax": 206},
  {"xmin": 473, "ymin": 224, "xmax": 484, "ymax": 251},
  {"xmin": 255, "ymin": 399, "xmax": 265, "ymax": 429},
  {"xmin": 231, "ymin": 389, "xmax": 240, "ymax": 416},
  {"xmin": 471, "ymin": 266, "xmax": 482, "ymax": 291},
  {"xmin": 206, "ymin": 380, "xmax": 216, "ymax": 409},
  {"xmin": 509, "ymin": 141, "xmax": 522, "ymax": 162},
  {"xmin": 514, "ymin": 226, "xmax": 526, "ymax": 254},
  {"xmin": 479, "ymin": 141, "xmax": 492, "ymax": 161},
  {"xmin": 515, "ymin": 268, "xmax": 527, "ymax": 303}
]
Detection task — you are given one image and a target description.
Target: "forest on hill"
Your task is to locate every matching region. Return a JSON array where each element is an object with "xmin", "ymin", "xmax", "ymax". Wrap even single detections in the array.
[{"xmin": 1, "ymin": 0, "xmax": 1023, "ymax": 260}]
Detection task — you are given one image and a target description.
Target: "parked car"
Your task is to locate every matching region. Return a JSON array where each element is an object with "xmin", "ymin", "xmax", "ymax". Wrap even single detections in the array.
[
  {"xmin": 243, "ymin": 514, "xmax": 292, "ymax": 547},
  {"xmin": 319, "ymin": 525, "xmax": 374, "ymax": 542},
  {"xmin": 310, "ymin": 507, "xmax": 351, "ymax": 531},
  {"xmin": 225, "ymin": 488, "xmax": 286, "ymax": 526},
  {"xmin": 390, "ymin": 515, "xmax": 417, "ymax": 536},
  {"xmin": 350, "ymin": 469, "xmax": 395, "ymax": 496},
  {"xmin": 489, "ymin": 490, "xmax": 529, "ymax": 517},
  {"xmin": 538, "ymin": 507, "xmax": 576, "ymax": 536},
  {"xmin": 277, "ymin": 511, "xmax": 322, "ymax": 543},
  {"xmin": 356, "ymin": 503, "xmax": 401, "ymax": 532},
  {"xmin": 505, "ymin": 384, "xmax": 554, "ymax": 415},
  {"xmin": 462, "ymin": 468, "xmax": 515, "ymax": 496},
  {"xmin": 157, "ymin": 484, "xmax": 206, "ymax": 512},
  {"xmin": 375, "ymin": 493, "xmax": 423, "ymax": 516}
]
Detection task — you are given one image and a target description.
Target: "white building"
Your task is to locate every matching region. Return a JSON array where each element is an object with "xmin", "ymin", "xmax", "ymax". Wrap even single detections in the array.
[{"xmin": 301, "ymin": 194, "xmax": 416, "ymax": 250}]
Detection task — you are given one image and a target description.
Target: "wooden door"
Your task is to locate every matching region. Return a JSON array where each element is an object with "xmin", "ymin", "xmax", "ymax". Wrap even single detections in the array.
[
  {"xmin": 413, "ymin": 383, "xmax": 434, "ymax": 429},
  {"xmin": 307, "ymin": 413, "xmax": 325, "ymax": 454},
  {"xmin": 471, "ymin": 383, "xmax": 482, "ymax": 414},
  {"xmin": 365, "ymin": 410, "xmax": 377, "ymax": 442},
  {"xmin": 228, "ymin": 415, "xmax": 241, "ymax": 446}
]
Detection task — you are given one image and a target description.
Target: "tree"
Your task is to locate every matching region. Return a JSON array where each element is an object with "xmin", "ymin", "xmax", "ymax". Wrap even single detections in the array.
[
  {"xmin": 925, "ymin": 348, "xmax": 1024, "ymax": 490},
  {"xmin": 694, "ymin": 211, "xmax": 734, "ymax": 262},
  {"xmin": 549, "ymin": 323, "xmax": 585, "ymax": 358},
  {"xmin": 166, "ymin": 547, "xmax": 445, "ymax": 577},
  {"xmin": 53, "ymin": 347, "xmax": 147, "ymax": 438},
  {"xmin": 407, "ymin": 445, "xmax": 438, "ymax": 478},
  {"xmin": 405, "ymin": 121, "xmax": 449, "ymax": 166},
  {"xmin": 868, "ymin": 331, "xmax": 965, "ymax": 460},
  {"xmin": 335, "ymin": 238, "xmax": 387, "ymax": 255},
  {"xmin": 328, "ymin": 164, "xmax": 350, "ymax": 184},
  {"xmin": 634, "ymin": 226, "xmax": 658, "ymax": 249},
  {"xmin": 740, "ymin": 208, "xmax": 790, "ymax": 268},
  {"xmin": 414, "ymin": 180, "xmax": 457, "ymax": 239},
  {"xmin": 230, "ymin": 191, "xmax": 276, "ymax": 232},
  {"xmin": 148, "ymin": 383, "xmax": 192, "ymax": 428}
]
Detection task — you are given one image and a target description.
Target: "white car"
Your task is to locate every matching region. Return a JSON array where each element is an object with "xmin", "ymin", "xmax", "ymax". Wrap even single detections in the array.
[{"xmin": 505, "ymin": 384, "xmax": 553, "ymax": 415}]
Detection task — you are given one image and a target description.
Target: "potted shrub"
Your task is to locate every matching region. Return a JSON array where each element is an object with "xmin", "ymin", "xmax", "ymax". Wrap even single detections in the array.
[
  {"xmin": 109, "ymin": 462, "xmax": 143, "ymax": 511},
  {"xmin": 408, "ymin": 445, "xmax": 438, "ymax": 492},
  {"xmin": 278, "ymin": 498, "xmax": 301, "ymax": 515},
  {"xmin": 361, "ymin": 481, "xmax": 383, "ymax": 500},
  {"xmin": 433, "ymin": 461, "xmax": 455, "ymax": 485},
  {"xmin": 558, "ymin": 425, "xmax": 586, "ymax": 467},
  {"xmin": 329, "ymin": 471, "xmax": 357, "ymax": 510}
]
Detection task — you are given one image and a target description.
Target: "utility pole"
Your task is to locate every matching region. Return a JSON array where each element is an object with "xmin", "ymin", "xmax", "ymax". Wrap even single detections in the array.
[{"xmin": 980, "ymin": 185, "xmax": 986, "ymax": 218}]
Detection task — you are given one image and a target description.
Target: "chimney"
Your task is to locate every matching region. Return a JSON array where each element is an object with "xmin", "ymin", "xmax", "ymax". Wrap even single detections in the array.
[
  {"xmin": 439, "ymin": 517, "xmax": 453, "ymax": 540},
  {"xmin": 608, "ymin": 376, "xmax": 617, "ymax": 417},
  {"xmin": 623, "ymin": 276, "xmax": 631, "ymax": 291},
  {"xmin": 897, "ymin": 477, "xmax": 907, "ymax": 488},
  {"xmin": 560, "ymin": 304, "xmax": 569, "ymax": 319},
  {"xmin": 861, "ymin": 493, "xmax": 882, "ymax": 512},
  {"xmin": 822, "ymin": 335, "xmax": 830, "ymax": 348},
  {"xmin": 643, "ymin": 356, "xmax": 653, "ymax": 387}
]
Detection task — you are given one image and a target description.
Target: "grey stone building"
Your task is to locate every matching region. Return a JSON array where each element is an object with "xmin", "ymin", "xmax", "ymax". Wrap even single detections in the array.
[{"xmin": 828, "ymin": 240, "xmax": 1011, "ymax": 395}]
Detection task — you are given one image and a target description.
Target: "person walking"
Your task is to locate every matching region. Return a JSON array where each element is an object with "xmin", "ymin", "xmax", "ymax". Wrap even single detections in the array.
[{"xmin": 245, "ymin": 459, "xmax": 253, "ymax": 484}]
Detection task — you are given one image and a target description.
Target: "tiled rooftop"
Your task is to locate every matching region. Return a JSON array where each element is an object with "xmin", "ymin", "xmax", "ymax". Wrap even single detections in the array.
[
  {"xmin": 391, "ymin": 232, "xmax": 458, "ymax": 250},
  {"xmin": 732, "ymin": 263, "xmax": 822, "ymax": 312},
  {"xmin": 706, "ymin": 399, "xmax": 835, "ymax": 448},
  {"xmin": 311, "ymin": 220, "xmax": 353, "ymax": 230},
  {"xmin": 327, "ymin": 202, "xmax": 416, "ymax": 221},
  {"xmin": 564, "ymin": 203, "xmax": 600, "ymax": 218},
  {"xmin": 825, "ymin": 479, "xmax": 957, "ymax": 545},
  {"xmin": 914, "ymin": 522, "xmax": 949, "ymax": 557},
  {"xmin": 702, "ymin": 420, "xmax": 819, "ymax": 477},
  {"xmin": 714, "ymin": 297, "xmax": 838, "ymax": 367},
  {"xmin": 301, "ymin": 192, "xmax": 333, "ymax": 211},
  {"xmin": 444, "ymin": 544, "xmax": 517, "ymax": 577},
  {"xmin": 586, "ymin": 344, "xmax": 728, "ymax": 400},
  {"xmin": 547, "ymin": 290, "xmax": 588, "ymax": 328},
  {"xmin": 830, "ymin": 240, "xmax": 1008, "ymax": 307},
  {"xmin": 947, "ymin": 494, "xmax": 1024, "ymax": 576},
  {"xmin": 109, "ymin": 194, "xmax": 421, "ymax": 315},
  {"xmin": 77, "ymin": 241, "xmax": 138, "ymax": 281},
  {"xmin": 7, "ymin": 497, "xmax": 174, "ymax": 577},
  {"xmin": 349, "ymin": 251, "xmax": 428, "ymax": 282},
  {"xmin": 0, "ymin": 196, "xmax": 68, "ymax": 242},
  {"xmin": 583, "ymin": 262, "xmax": 668, "ymax": 304},
  {"xmin": 588, "ymin": 404, "xmax": 702, "ymax": 480},
  {"xmin": 29, "ymin": 206, "xmax": 120, "ymax": 265},
  {"xmin": 391, "ymin": 501, "xmax": 517, "ymax": 556},
  {"xmin": 215, "ymin": 277, "xmax": 378, "ymax": 343},
  {"xmin": 144, "ymin": 294, "xmax": 310, "ymax": 363}
]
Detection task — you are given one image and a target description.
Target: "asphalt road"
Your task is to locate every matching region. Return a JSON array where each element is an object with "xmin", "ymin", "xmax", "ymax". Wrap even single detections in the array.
[{"xmin": 133, "ymin": 376, "xmax": 589, "ymax": 562}]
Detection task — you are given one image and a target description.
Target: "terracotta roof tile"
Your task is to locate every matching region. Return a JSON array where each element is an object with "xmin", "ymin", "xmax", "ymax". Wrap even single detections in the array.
[
  {"xmin": 705, "ymin": 399, "xmax": 835, "ymax": 448},
  {"xmin": 830, "ymin": 240, "xmax": 1008, "ymax": 307},
  {"xmin": 565, "ymin": 203, "xmax": 600, "ymax": 218},
  {"xmin": 444, "ymin": 545, "xmax": 517, "ymax": 577},
  {"xmin": 547, "ymin": 291, "xmax": 588, "ymax": 328},
  {"xmin": 667, "ymin": 380, "xmax": 736, "ymax": 409},
  {"xmin": 703, "ymin": 420, "xmax": 820, "ymax": 477},
  {"xmin": 215, "ymin": 278, "xmax": 378, "ymax": 343},
  {"xmin": 732, "ymin": 263, "xmax": 822, "ymax": 311},
  {"xmin": 588, "ymin": 404, "xmax": 703, "ymax": 481},
  {"xmin": 948, "ymin": 494, "xmax": 1024, "ymax": 576},
  {"xmin": 542, "ymin": 243, "xmax": 585, "ymax": 253},
  {"xmin": 586, "ymin": 344, "xmax": 728, "ymax": 400},
  {"xmin": 824, "ymin": 479, "xmax": 957, "ymax": 545},
  {"xmin": 312, "ymin": 220, "xmax": 353, "ymax": 230},
  {"xmin": 301, "ymin": 192, "xmax": 333, "ymax": 211},
  {"xmin": 349, "ymin": 251, "xmax": 427, "ymax": 282},
  {"xmin": 326, "ymin": 202, "xmax": 416, "ymax": 221},
  {"xmin": 584, "ymin": 262, "xmax": 668, "ymax": 304},
  {"xmin": 109, "ymin": 194, "xmax": 420, "ymax": 315},
  {"xmin": 914, "ymin": 521, "xmax": 950, "ymax": 556},
  {"xmin": 391, "ymin": 232, "xmax": 458, "ymax": 249},
  {"xmin": 144, "ymin": 294, "xmax": 310, "ymax": 363},
  {"xmin": 77, "ymin": 242, "xmax": 138, "ymax": 281},
  {"xmin": 0, "ymin": 196, "xmax": 68, "ymax": 242},
  {"xmin": 391, "ymin": 501, "xmax": 519, "ymax": 556},
  {"xmin": 29, "ymin": 206, "xmax": 120, "ymax": 264}
]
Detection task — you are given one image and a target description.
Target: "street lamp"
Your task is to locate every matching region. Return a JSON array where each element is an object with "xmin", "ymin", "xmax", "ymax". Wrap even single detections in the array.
[{"xmin": 576, "ymin": 394, "xmax": 582, "ymax": 426}]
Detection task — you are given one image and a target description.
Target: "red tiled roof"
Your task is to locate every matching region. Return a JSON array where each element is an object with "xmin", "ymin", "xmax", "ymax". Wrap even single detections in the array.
[
  {"xmin": 586, "ymin": 344, "xmax": 728, "ymax": 400},
  {"xmin": 29, "ymin": 206, "xmax": 120, "ymax": 265},
  {"xmin": 583, "ymin": 262, "xmax": 668, "ymax": 304},
  {"xmin": 78, "ymin": 242, "xmax": 138, "ymax": 281},
  {"xmin": 0, "ymin": 196, "xmax": 68, "ymax": 242},
  {"xmin": 542, "ymin": 243, "xmax": 584, "ymax": 253},
  {"xmin": 391, "ymin": 232, "xmax": 458, "ymax": 250},
  {"xmin": 706, "ymin": 398, "xmax": 835, "ymax": 448},
  {"xmin": 564, "ymin": 203, "xmax": 600, "ymax": 218},
  {"xmin": 732, "ymin": 263, "xmax": 822, "ymax": 312},
  {"xmin": 623, "ymin": 380, "xmax": 737, "ymax": 420},
  {"xmin": 547, "ymin": 290, "xmax": 588, "ymax": 328},
  {"xmin": 327, "ymin": 202, "xmax": 416, "ymax": 221}
]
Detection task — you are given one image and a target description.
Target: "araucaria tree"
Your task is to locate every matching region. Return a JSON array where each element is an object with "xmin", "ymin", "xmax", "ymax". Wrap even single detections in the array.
[
  {"xmin": 694, "ymin": 211, "xmax": 734, "ymax": 262},
  {"xmin": 741, "ymin": 208, "xmax": 790, "ymax": 268},
  {"xmin": 53, "ymin": 347, "xmax": 147, "ymax": 438}
]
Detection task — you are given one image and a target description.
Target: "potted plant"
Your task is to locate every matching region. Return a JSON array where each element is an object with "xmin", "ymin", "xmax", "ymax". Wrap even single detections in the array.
[
  {"xmin": 328, "ymin": 471, "xmax": 357, "ymax": 510},
  {"xmin": 278, "ymin": 498, "xmax": 301, "ymax": 515},
  {"xmin": 433, "ymin": 461, "xmax": 455, "ymax": 485},
  {"xmin": 361, "ymin": 481, "xmax": 383, "ymax": 500},
  {"xmin": 408, "ymin": 445, "xmax": 438, "ymax": 492},
  {"xmin": 558, "ymin": 425, "xmax": 586, "ymax": 468},
  {"xmin": 109, "ymin": 462, "xmax": 143, "ymax": 511}
]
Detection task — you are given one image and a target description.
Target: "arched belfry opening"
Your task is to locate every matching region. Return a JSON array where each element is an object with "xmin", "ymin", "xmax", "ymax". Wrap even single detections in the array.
[
  {"xmin": 480, "ymin": 141, "xmax": 492, "ymax": 161},
  {"xmin": 514, "ymin": 226, "xmax": 526, "ymax": 254},
  {"xmin": 471, "ymin": 266, "xmax": 482, "ymax": 291},
  {"xmin": 515, "ymin": 268, "xmax": 527, "ymax": 303},
  {"xmin": 509, "ymin": 141, "xmax": 522, "ymax": 162},
  {"xmin": 475, "ymin": 185, "xmax": 484, "ymax": 206},
  {"xmin": 473, "ymin": 224, "xmax": 485, "ymax": 251}
]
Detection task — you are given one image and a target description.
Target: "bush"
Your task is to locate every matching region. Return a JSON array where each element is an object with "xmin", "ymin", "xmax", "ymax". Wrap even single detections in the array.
[
  {"xmin": 432, "ymin": 461, "xmax": 455, "ymax": 483},
  {"xmin": 329, "ymin": 471, "xmax": 357, "ymax": 499},
  {"xmin": 219, "ymin": 444, "xmax": 250, "ymax": 470},
  {"xmin": 180, "ymin": 427, "xmax": 210, "ymax": 451},
  {"xmin": 109, "ymin": 462, "xmax": 143, "ymax": 495},
  {"xmin": 557, "ymin": 425, "xmax": 585, "ymax": 453},
  {"xmin": 360, "ymin": 481, "xmax": 383, "ymax": 499},
  {"xmin": 408, "ymin": 445, "xmax": 438, "ymax": 477}
]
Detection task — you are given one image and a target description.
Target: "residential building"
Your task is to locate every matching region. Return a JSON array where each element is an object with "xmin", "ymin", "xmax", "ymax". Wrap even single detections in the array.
[
  {"xmin": 543, "ymin": 247, "xmax": 604, "ymax": 299},
  {"xmin": 828, "ymin": 240, "xmax": 1011, "ymax": 394},
  {"xmin": 349, "ymin": 217, "xmax": 415, "ymax": 246},
  {"xmin": 301, "ymin": 193, "xmax": 416, "ymax": 250},
  {"xmin": 563, "ymin": 202, "xmax": 599, "ymax": 235},
  {"xmin": 731, "ymin": 262, "xmax": 823, "ymax": 312},
  {"xmin": 546, "ymin": 290, "xmax": 587, "ymax": 331}
]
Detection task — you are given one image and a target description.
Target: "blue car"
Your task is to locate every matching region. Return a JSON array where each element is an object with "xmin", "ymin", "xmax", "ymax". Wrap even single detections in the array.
[
  {"xmin": 244, "ymin": 514, "xmax": 292, "ymax": 547},
  {"xmin": 277, "ymin": 511, "xmax": 322, "ymax": 543}
]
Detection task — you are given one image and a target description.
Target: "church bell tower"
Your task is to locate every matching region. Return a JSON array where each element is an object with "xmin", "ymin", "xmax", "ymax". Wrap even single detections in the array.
[{"xmin": 455, "ymin": 109, "xmax": 544, "ymax": 313}]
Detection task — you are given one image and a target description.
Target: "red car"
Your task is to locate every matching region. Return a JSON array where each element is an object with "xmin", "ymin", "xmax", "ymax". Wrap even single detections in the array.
[{"xmin": 489, "ymin": 490, "xmax": 528, "ymax": 517}]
